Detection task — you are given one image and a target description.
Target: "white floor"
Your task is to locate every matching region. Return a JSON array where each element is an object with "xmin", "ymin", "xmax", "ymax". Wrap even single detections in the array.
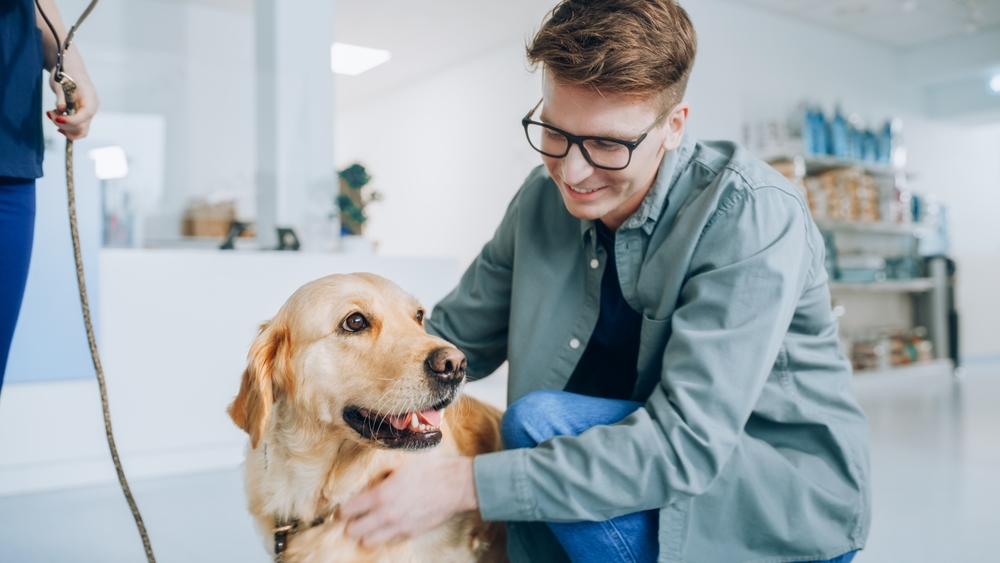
[{"xmin": 1, "ymin": 366, "xmax": 998, "ymax": 563}]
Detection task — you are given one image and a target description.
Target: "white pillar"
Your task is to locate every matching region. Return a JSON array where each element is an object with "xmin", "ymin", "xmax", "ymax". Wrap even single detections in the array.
[{"xmin": 255, "ymin": 0, "xmax": 335, "ymax": 249}]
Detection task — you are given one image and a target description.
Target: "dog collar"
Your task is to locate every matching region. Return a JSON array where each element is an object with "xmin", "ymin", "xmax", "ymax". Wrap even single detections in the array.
[{"xmin": 272, "ymin": 508, "xmax": 336, "ymax": 563}]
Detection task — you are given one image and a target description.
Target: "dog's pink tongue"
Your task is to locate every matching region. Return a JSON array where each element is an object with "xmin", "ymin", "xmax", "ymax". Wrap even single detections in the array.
[
  {"xmin": 416, "ymin": 408, "xmax": 442, "ymax": 427},
  {"xmin": 385, "ymin": 409, "xmax": 443, "ymax": 430},
  {"xmin": 387, "ymin": 414, "xmax": 411, "ymax": 430}
]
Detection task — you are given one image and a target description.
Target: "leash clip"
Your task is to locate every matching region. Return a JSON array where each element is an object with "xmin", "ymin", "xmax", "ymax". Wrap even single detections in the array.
[{"xmin": 273, "ymin": 521, "xmax": 297, "ymax": 562}]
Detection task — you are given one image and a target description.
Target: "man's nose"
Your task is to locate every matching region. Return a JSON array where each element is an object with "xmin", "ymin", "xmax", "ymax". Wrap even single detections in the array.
[{"xmin": 561, "ymin": 143, "xmax": 595, "ymax": 186}]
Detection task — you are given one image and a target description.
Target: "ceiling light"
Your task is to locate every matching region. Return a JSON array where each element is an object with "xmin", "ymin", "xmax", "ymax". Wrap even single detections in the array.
[
  {"xmin": 990, "ymin": 74, "xmax": 1000, "ymax": 94},
  {"xmin": 330, "ymin": 42, "xmax": 391, "ymax": 76},
  {"xmin": 87, "ymin": 146, "xmax": 129, "ymax": 180}
]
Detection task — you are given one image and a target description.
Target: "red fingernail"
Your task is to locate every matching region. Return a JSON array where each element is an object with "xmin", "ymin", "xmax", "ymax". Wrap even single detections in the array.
[{"xmin": 55, "ymin": 117, "xmax": 66, "ymax": 123}]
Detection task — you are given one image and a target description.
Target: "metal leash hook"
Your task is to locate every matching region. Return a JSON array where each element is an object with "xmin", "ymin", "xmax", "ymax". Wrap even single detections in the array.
[{"xmin": 35, "ymin": 1, "xmax": 157, "ymax": 562}]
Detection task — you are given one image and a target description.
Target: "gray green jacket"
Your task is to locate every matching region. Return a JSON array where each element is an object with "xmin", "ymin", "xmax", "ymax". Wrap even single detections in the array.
[{"xmin": 426, "ymin": 134, "xmax": 871, "ymax": 563}]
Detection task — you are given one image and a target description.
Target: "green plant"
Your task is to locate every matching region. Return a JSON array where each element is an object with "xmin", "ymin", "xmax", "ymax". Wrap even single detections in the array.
[
  {"xmin": 339, "ymin": 163, "xmax": 371, "ymax": 189},
  {"xmin": 334, "ymin": 163, "xmax": 381, "ymax": 235}
]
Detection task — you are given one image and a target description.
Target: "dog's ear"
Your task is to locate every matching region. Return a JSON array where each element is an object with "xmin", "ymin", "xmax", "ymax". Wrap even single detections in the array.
[{"xmin": 228, "ymin": 319, "xmax": 293, "ymax": 448}]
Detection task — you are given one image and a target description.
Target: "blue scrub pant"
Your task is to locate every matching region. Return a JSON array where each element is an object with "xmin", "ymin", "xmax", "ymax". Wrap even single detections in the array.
[
  {"xmin": 501, "ymin": 390, "xmax": 858, "ymax": 563},
  {"xmin": 0, "ymin": 177, "xmax": 35, "ymax": 392}
]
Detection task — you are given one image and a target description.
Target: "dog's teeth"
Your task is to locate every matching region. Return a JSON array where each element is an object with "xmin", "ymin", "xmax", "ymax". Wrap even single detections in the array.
[{"xmin": 410, "ymin": 413, "xmax": 419, "ymax": 429}]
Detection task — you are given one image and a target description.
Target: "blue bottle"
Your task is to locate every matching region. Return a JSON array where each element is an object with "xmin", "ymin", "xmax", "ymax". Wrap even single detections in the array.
[
  {"xmin": 861, "ymin": 130, "xmax": 877, "ymax": 162},
  {"xmin": 878, "ymin": 121, "xmax": 892, "ymax": 165},
  {"xmin": 802, "ymin": 107, "xmax": 815, "ymax": 155},
  {"xmin": 815, "ymin": 109, "xmax": 829, "ymax": 156},
  {"xmin": 831, "ymin": 108, "xmax": 848, "ymax": 158}
]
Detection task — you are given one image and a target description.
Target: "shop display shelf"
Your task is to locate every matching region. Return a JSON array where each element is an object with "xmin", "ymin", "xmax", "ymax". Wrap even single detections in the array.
[
  {"xmin": 852, "ymin": 358, "xmax": 955, "ymax": 380},
  {"xmin": 814, "ymin": 219, "xmax": 922, "ymax": 236},
  {"xmin": 765, "ymin": 154, "xmax": 912, "ymax": 178},
  {"xmin": 829, "ymin": 278, "xmax": 935, "ymax": 293},
  {"xmin": 801, "ymin": 155, "xmax": 903, "ymax": 177}
]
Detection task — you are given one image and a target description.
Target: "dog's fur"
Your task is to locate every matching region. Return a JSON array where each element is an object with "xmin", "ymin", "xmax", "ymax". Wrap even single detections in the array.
[{"xmin": 228, "ymin": 273, "xmax": 507, "ymax": 563}]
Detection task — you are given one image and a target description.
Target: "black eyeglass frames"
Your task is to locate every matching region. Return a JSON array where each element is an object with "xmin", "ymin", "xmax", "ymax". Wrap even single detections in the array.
[{"xmin": 521, "ymin": 99, "xmax": 666, "ymax": 171}]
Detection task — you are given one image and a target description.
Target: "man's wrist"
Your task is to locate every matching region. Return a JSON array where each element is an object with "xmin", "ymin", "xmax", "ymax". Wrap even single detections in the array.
[{"xmin": 456, "ymin": 456, "xmax": 479, "ymax": 513}]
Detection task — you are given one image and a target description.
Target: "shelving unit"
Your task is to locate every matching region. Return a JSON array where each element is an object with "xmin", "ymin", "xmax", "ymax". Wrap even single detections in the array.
[
  {"xmin": 813, "ymin": 218, "xmax": 921, "ymax": 236},
  {"xmin": 829, "ymin": 278, "xmax": 935, "ymax": 293},
  {"xmin": 764, "ymin": 154, "xmax": 956, "ymax": 378},
  {"xmin": 766, "ymin": 154, "xmax": 914, "ymax": 178},
  {"xmin": 853, "ymin": 358, "xmax": 954, "ymax": 380},
  {"xmin": 821, "ymin": 218, "xmax": 952, "ymax": 370}
]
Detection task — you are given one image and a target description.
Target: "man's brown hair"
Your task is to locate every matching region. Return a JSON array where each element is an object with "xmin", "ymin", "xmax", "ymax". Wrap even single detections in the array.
[{"xmin": 527, "ymin": 0, "xmax": 697, "ymax": 113}]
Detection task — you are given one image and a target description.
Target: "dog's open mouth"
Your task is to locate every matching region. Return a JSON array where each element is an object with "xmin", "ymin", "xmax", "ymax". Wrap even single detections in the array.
[{"xmin": 343, "ymin": 398, "xmax": 452, "ymax": 450}]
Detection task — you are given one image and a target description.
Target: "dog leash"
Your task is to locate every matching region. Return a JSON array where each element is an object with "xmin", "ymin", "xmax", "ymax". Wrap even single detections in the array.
[{"xmin": 34, "ymin": 2, "xmax": 157, "ymax": 562}]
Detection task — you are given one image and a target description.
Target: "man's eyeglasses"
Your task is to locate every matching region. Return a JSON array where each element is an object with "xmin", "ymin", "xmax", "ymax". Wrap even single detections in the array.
[{"xmin": 521, "ymin": 99, "xmax": 666, "ymax": 171}]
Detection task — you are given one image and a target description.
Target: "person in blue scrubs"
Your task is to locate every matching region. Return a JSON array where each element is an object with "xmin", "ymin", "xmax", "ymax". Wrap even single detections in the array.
[{"xmin": 0, "ymin": 0, "xmax": 99, "ymax": 392}]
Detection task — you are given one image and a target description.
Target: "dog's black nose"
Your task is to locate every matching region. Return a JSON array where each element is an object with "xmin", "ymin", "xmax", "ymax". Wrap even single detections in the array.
[{"xmin": 425, "ymin": 347, "xmax": 467, "ymax": 383}]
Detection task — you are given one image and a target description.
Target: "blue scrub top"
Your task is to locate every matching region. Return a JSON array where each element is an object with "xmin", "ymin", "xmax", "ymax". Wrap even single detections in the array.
[{"xmin": 0, "ymin": 0, "xmax": 45, "ymax": 180}]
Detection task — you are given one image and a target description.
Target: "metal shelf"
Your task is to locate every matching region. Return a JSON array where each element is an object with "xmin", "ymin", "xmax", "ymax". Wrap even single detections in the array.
[
  {"xmin": 814, "ymin": 219, "xmax": 922, "ymax": 236},
  {"xmin": 801, "ymin": 155, "xmax": 903, "ymax": 176},
  {"xmin": 767, "ymin": 154, "xmax": 908, "ymax": 177},
  {"xmin": 853, "ymin": 358, "xmax": 954, "ymax": 380},
  {"xmin": 829, "ymin": 278, "xmax": 935, "ymax": 293}
]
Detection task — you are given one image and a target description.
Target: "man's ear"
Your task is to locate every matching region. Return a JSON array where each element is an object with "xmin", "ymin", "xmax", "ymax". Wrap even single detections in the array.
[
  {"xmin": 228, "ymin": 319, "xmax": 293, "ymax": 449},
  {"xmin": 662, "ymin": 101, "xmax": 689, "ymax": 152}
]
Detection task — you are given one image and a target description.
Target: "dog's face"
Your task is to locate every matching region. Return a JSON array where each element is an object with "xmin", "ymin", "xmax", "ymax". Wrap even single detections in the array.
[{"xmin": 228, "ymin": 273, "xmax": 467, "ymax": 451}]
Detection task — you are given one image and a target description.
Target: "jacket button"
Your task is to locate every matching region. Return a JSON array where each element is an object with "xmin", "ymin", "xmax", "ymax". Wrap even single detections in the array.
[
  {"xmin": 570, "ymin": 338, "xmax": 580, "ymax": 349},
  {"xmin": 590, "ymin": 259, "xmax": 599, "ymax": 269}
]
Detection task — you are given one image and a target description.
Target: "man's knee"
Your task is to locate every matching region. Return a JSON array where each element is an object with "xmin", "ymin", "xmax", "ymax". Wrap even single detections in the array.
[{"xmin": 501, "ymin": 389, "xmax": 570, "ymax": 450}]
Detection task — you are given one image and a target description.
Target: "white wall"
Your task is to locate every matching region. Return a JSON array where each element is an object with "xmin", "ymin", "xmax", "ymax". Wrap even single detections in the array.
[
  {"xmin": 906, "ymin": 121, "xmax": 1000, "ymax": 359},
  {"xmin": 56, "ymin": 0, "xmax": 257, "ymax": 223},
  {"xmin": 335, "ymin": 41, "xmax": 543, "ymax": 266},
  {"xmin": 334, "ymin": 0, "xmax": 1000, "ymax": 361}
]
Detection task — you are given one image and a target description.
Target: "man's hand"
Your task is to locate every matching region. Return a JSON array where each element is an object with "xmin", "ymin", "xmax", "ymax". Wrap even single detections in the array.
[{"xmin": 339, "ymin": 456, "xmax": 479, "ymax": 547}]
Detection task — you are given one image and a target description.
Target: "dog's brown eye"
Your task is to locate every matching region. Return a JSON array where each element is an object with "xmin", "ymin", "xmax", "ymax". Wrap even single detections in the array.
[
  {"xmin": 416, "ymin": 310, "xmax": 425, "ymax": 323},
  {"xmin": 342, "ymin": 313, "xmax": 368, "ymax": 332}
]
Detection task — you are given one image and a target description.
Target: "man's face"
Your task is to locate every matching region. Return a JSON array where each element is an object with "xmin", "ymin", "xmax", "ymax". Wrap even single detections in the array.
[{"xmin": 538, "ymin": 75, "xmax": 688, "ymax": 229}]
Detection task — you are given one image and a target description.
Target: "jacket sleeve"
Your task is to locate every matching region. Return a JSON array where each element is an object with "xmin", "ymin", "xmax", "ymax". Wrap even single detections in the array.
[
  {"xmin": 473, "ymin": 185, "xmax": 816, "ymax": 522},
  {"xmin": 425, "ymin": 177, "xmax": 525, "ymax": 381}
]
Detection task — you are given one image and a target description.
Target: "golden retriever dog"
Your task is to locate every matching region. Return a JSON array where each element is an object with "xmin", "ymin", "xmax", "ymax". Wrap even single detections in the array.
[{"xmin": 228, "ymin": 273, "xmax": 507, "ymax": 563}]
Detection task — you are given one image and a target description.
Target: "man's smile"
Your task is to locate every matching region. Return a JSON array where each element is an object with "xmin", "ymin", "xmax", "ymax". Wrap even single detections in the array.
[{"xmin": 564, "ymin": 182, "xmax": 609, "ymax": 200}]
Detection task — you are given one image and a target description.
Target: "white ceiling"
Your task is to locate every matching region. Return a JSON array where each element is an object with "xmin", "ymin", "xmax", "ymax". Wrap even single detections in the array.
[
  {"xmin": 181, "ymin": 0, "xmax": 1000, "ymax": 52},
  {"xmin": 330, "ymin": 0, "xmax": 1000, "ymax": 109},
  {"xmin": 724, "ymin": 0, "xmax": 1000, "ymax": 48},
  {"xmin": 333, "ymin": 0, "xmax": 559, "ymax": 110},
  {"xmin": 176, "ymin": 0, "xmax": 999, "ymax": 108}
]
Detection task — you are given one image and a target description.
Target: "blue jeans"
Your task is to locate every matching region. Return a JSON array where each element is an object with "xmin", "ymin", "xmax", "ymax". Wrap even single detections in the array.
[
  {"xmin": 501, "ymin": 390, "xmax": 858, "ymax": 563},
  {"xmin": 0, "ymin": 178, "xmax": 35, "ymax": 392}
]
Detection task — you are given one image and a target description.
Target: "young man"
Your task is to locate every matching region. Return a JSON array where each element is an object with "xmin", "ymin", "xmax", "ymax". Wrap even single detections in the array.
[{"xmin": 341, "ymin": 1, "xmax": 870, "ymax": 562}]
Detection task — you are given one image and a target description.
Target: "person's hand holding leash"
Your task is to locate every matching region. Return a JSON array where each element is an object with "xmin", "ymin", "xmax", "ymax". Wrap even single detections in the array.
[
  {"xmin": 46, "ymin": 68, "xmax": 98, "ymax": 140},
  {"xmin": 340, "ymin": 456, "xmax": 479, "ymax": 546},
  {"xmin": 36, "ymin": 0, "xmax": 99, "ymax": 140}
]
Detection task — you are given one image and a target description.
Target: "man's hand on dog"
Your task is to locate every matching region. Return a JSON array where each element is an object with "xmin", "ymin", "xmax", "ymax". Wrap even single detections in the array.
[{"xmin": 340, "ymin": 456, "xmax": 479, "ymax": 546}]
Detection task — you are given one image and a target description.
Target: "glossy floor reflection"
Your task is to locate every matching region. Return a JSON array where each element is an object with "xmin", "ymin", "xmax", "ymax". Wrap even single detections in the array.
[
  {"xmin": 1, "ymin": 367, "xmax": 997, "ymax": 562},
  {"xmin": 852, "ymin": 364, "xmax": 1000, "ymax": 562}
]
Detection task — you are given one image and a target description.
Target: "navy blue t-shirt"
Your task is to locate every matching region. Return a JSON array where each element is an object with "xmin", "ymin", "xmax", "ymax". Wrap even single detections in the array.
[
  {"xmin": 564, "ymin": 220, "xmax": 643, "ymax": 400},
  {"xmin": 0, "ymin": 0, "xmax": 45, "ymax": 179}
]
